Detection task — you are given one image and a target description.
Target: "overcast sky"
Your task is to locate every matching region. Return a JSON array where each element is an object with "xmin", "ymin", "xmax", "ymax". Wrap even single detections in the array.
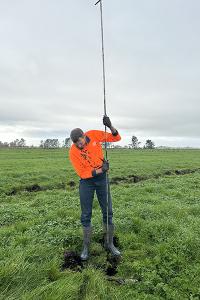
[{"xmin": 1, "ymin": 0, "xmax": 200, "ymax": 147}]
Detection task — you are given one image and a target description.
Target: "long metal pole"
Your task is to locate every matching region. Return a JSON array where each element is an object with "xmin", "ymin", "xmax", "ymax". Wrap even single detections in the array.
[{"xmin": 95, "ymin": 0, "xmax": 109, "ymax": 245}]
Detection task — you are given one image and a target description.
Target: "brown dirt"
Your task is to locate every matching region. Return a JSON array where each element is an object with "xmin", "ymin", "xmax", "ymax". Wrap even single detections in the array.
[
  {"xmin": 62, "ymin": 250, "xmax": 83, "ymax": 271},
  {"xmin": 62, "ymin": 237, "xmax": 121, "ymax": 276},
  {"xmin": 110, "ymin": 168, "xmax": 200, "ymax": 185},
  {"xmin": 25, "ymin": 184, "xmax": 41, "ymax": 192}
]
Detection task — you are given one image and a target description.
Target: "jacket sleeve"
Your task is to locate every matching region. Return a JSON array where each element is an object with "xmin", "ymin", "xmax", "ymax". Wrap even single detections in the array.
[{"xmin": 92, "ymin": 130, "xmax": 121, "ymax": 143}]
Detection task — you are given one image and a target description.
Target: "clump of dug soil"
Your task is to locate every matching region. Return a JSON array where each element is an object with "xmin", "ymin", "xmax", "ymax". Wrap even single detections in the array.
[
  {"xmin": 62, "ymin": 237, "xmax": 121, "ymax": 276},
  {"xmin": 62, "ymin": 250, "xmax": 83, "ymax": 271},
  {"xmin": 26, "ymin": 184, "xmax": 41, "ymax": 192}
]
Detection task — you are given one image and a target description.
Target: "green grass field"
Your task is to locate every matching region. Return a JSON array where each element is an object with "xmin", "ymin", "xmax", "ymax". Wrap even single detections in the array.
[{"xmin": 0, "ymin": 148, "xmax": 200, "ymax": 299}]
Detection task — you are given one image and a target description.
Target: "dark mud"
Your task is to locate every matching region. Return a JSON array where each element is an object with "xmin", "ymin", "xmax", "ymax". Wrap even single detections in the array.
[
  {"xmin": 110, "ymin": 175, "xmax": 147, "ymax": 185},
  {"xmin": 67, "ymin": 181, "xmax": 76, "ymax": 187},
  {"xmin": 5, "ymin": 168, "xmax": 200, "ymax": 196},
  {"xmin": 105, "ymin": 255, "xmax": 120, "ymax": 276},
  {"xmin": 110, "ymin": 168, "xmax": 200, "ymax": 185},
  {"xmin": 5, "ymin": 181, "xmax": 76, "ymax": 196},
  {"xmin": 7, "ymin": 190, "xmax": 17, "ymax": 196},
  {"xmin": 6, "ymin": 184, "xmax": 42, "ymax": 195},
  {"xmin": 62, "ymin": 250, "xmax": 83, "ymax": 271},
  {"xmin": 62, "ymin": 237, "xmax": 121, "ymax": 276},
  {"xmin": 25, "ymin": 184, "xmax": 41, "ymax": 192}
]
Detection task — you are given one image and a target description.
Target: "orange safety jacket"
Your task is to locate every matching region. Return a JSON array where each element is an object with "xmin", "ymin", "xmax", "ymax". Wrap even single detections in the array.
[{"xmin": 69, "ymin": 130, "xmax": 121, "ymax": 179}]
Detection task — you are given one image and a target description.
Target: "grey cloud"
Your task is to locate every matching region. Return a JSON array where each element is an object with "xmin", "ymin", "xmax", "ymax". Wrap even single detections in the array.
[{"xmin": 0, "ymin": 0, "xmax": 200, "ymax": 147}]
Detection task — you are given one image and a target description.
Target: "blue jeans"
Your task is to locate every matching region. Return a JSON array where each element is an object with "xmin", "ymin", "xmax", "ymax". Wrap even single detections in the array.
[{"xmin": 79, "ymin": 172, "xmax": 114, "ymax": 227}]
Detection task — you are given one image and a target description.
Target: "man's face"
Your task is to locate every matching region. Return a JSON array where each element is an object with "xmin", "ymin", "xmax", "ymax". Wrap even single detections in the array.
[{"xmin": 74, "ymin": 135, "xmax": 87, "ymax": 149}]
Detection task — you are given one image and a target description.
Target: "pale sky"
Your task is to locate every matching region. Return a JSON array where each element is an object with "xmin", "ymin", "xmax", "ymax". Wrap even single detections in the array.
[{"xmin": 1, "ymin": 0, "xmax": 200, "ymax": 147}]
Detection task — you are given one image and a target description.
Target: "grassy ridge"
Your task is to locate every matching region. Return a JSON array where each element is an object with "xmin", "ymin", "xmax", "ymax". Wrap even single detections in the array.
[{"xmin": 0, "ymin": 149, "xmax": 200, "ymax": 299}]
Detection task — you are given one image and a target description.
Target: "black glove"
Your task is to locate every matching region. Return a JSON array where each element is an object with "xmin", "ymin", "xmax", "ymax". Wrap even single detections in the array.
[
  {"xmin": 103, "ymin": 115, "xmax": 111, "ymax": 128},
  {"xmin": 102, "ymin": 160, "xmax": 109, "ymax": 173}
]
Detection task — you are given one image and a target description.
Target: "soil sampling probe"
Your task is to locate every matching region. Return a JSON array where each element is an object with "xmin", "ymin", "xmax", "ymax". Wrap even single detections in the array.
[{"xmin": 95, "ymin": 0, "xmax": 109, "ymax": 246}]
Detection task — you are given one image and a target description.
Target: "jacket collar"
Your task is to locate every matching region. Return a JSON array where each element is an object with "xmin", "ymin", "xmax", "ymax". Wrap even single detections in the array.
[{"xmin": 86, "ymin": 135, "xmax": 90, "ymax": 143}]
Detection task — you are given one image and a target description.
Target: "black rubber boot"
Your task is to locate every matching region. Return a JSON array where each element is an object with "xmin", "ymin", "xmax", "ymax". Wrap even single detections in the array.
[
  {"xmin": 103, "ymin": 223, "xmax": 121, "ymax": 256},
  {"xmin": 80, "ymin": 225, "xmax": 93, "ymax": 261}
]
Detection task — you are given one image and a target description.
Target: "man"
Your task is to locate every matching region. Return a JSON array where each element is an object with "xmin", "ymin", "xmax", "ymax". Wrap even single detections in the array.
[{"xmin": 69, "ymin": 116, "xmax": 121, "ymax": 260}]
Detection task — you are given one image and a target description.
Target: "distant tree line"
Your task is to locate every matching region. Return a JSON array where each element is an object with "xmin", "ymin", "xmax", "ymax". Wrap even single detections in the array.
[
  {"xmin": 0, "ymin": 138, "xmax": 72, "ymax": 148},
  {"xmin": 39, "ymin": 138, "xmax": 72, "ymax": 148},
  {"xmin": 39, "ymin": 139, "xmax": 60, "ymax": 148},
  {"xmin": 0, "ymin": 138, "xmax": 26, "ymax": 148},
  {"xmin": 0, "ymin": 136, "xmax": 155, "ymax": 149}
]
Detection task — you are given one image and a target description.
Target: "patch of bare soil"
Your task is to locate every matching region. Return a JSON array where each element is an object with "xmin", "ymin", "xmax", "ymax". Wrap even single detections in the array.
[
  {"xmin": 62, "ymin": 250, "xmax": 83, "ymax": 271},
  {"xmin": 6, "ymin": 184, "xmax": 42, "ymax": 195},
  {"xmin": 110, "ymin": 175, "xmax": 147, "ymax": 185},
  {"xmin": 105, "ymin": 255, "xmax": 121, "ymax": 276},
  {"xmin": 62, "ymin": 237, "xmax": 121, "ymax": 276},
  {"xmin": 110, "ymin": 168, "xmax": 200, "ymax": 185},
  {"xmin": 5, "ymin": 181, "xmax": 76, "ymax": 196},
  {"xmin": 6, "ymin": 190, "xmax": 17, "ymax": 196},
  {"xmin": 6, "ymin": 168, "xmax": 199, "ymax": 196},
  {"xmin": 25, "ymin": 184, "xmax": 41, "ymax": 192},
  {"xmin": 67, "ymin": 181, "xmax": 76, "ymax": 187}
]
